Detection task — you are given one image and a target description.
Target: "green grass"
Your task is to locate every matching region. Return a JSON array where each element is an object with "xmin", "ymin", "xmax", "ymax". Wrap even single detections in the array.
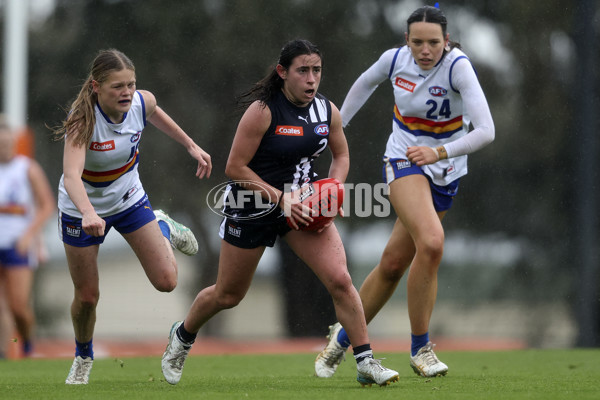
[{"xmin": 1, "ymin": 350, "xmax": 599, "ymax": 399}]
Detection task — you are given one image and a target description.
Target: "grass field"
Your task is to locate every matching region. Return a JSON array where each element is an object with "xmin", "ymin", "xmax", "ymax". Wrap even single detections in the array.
[{"xmin": 1, "ymin": 349, "xmax": 599, "ymax": 399}]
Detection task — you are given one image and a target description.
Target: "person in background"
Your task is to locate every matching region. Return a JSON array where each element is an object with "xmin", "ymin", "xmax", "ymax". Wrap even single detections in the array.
[
  {"xmin": 0, "ymin": 116, "xmax": 55, "ymax": 358},
  {"xmin": 315, "ymin": 5, "xmax": 495, "ymax": 378},
  {"xmin": 0, "ymin": 292, "xmax": 11, "ymax": 359},
  {"xmin": 161, "ymin": 39, "xmax": 399, "ymax": 387},
  {"xmin": 53, "ymin": 49, "xmax": 212, "ymax": 384}
]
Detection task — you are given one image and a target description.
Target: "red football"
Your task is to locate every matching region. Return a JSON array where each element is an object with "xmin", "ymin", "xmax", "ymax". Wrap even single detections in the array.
[{"xmin": 286, "ymin": 178, "xmax": 344, "ymax": 231}]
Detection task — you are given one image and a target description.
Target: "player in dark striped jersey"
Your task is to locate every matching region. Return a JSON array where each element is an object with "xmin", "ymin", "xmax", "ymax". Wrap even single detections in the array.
[{"xmin": 162, "ymin": 39, "xmax": 399, "ymax": 388}]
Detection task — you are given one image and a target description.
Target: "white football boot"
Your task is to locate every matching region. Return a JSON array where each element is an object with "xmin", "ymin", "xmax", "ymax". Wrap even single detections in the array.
[
  {"xmin": 410, "ymin": 341, "xmax": 448, "ymax": 377},
  {"xmin": 154, "ymin": 209, "xmax": 198, "ymax": 256},
  {"xmin": 314, "ymin": 322, "xmax": 348, "ymax": 378},
  {"xmin": 356, "ymin": 357, "xmax": 399, "ymax": 387},
  {"xmin": 65, "ymin": 356, "xmax": 93, "ymax": 384},
  {"xmin": 161, "ymin": 321, "xmax": 192, "ymax": 385}
]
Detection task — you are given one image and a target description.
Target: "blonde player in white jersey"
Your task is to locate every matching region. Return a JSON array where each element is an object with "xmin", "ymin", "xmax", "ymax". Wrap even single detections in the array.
[
  {"xmin": 53, "ymin": 49, "xmax": 212, "ymax": 384},
  {"xmin": 0, "ymin": 117, "xmax": 55, "ymax": 358},
  {"xmin": 315, "ymin": 5, "xmax": 495, "ymax": 378}
]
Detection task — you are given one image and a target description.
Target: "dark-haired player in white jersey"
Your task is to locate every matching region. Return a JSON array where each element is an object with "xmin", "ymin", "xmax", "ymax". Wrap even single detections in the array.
[
  {"xmin": 315, "ymin": 5, "xmax": 495, "ymax": 378},
  {"xmin": 53, "ymin": 49, "xmax": 212, "ymax": 384},
  {"xmin": 162, "ymin": 39, "xmax": 399, "ymax": 388}
]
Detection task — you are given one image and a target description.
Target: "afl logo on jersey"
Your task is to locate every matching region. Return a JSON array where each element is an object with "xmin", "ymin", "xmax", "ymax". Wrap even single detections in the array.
[
  {"xmin": 130, "ymin": 131, "xmax": 141, "ymax": 143},
  {"xmin": 429, "ymin": 86, "xmax": 447, "ymax": 97},
  {"xmin": 314, "ymin": 124, "xmax": 329, "ymax": 136},
  {"xmin": 275, "ymin": 125, "xmax": 304, "ymax": 136}
]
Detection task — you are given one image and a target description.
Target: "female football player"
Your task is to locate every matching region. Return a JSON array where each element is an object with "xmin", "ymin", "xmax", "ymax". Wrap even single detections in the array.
[
  {"xmin": 161, "ymin": 39, "xmax": 399, "ymax": 387},
  {"xmin": 54, "ymin": 49, "xmax": 212, "ymax": 384},
  {"xmin": 315, "ymin": 5, "xmax": 495, "ymax": 378}
]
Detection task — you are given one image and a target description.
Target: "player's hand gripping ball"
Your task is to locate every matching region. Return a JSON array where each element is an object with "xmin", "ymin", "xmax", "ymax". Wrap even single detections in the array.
[{"xmin": 286, "ymin": 178, "xmax": 344, "ymax": 231}]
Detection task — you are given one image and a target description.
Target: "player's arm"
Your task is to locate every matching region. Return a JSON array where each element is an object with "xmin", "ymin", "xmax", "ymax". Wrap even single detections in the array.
[
  {"xmin": 141, "ymin": 89, "xmax": 212, "ymax": 179},
  {"xmin": 340, "ymin": 49, "xmax": 393, "ymax": 127},
  {"xmin": 225, "ymin": 101, "xmax": 275, "ymax": 197},
  {"xmin": 321, "ymin": 102, "xmax": 350, "ymax": 223},
  {"xmin": 15, "ymin": 160, "xmax": 56, "ymax": 255},
  {"xmin": 407, "ymin": 59, "xmax": 495, "ymax": 166},
  {"xmin": 443, "ymin": 59, "xmax": 495, "ymax": 157},
  {"xmin": 62, "ymin": 136, "xmax": 105, "ymax": 236},
  {"xmin": 327, "ymin": 103, "xmax": 350, "ymax": 184},
  {"xmin": 225, "ymin": 101, "xmax": 312, "ymax": 229}
]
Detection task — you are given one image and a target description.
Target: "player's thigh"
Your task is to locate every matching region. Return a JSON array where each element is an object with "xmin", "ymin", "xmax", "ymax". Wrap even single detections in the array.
[
  {"xmin": 284, "ymin": 224, "xmax": 350, "ymax": 289},
  {"xmin": 122, "ymin": 220, "xmax": 176, "ymax": 276},
  {"xmin": 388, "ymin": 175, "xmax": 443, "ymax": 242}
]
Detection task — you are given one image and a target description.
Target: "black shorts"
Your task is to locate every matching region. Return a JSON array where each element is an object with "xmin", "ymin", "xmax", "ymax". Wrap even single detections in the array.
[{"xmin": 219, "ymin": 209, "xmax": 291, "ymax": 249}]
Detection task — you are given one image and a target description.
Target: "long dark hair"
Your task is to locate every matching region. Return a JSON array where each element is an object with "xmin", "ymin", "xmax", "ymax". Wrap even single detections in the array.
[
  {"xmin": 406, "ymin": 6, "xmax": 461, "ymax": 51},
  {"xmin": 236, "ymin": 39, "xmax": 322, "ymax": 110}
]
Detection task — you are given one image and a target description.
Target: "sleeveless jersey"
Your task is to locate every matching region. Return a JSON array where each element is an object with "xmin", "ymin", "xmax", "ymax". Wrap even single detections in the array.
[
  {"xmin": 226, "ymin": 90, "xmax": 332, "ymax": 217},
  {"xmin": 58, "ymin": 90, "xmax": 147, "ymax": 217},
  {"xmin": 384, "ymin": 47, "xmax": 470, "ymax": 186},
  {"xmin": 0, "ymin": 155, "xmax": 33, "ymax": 248}
]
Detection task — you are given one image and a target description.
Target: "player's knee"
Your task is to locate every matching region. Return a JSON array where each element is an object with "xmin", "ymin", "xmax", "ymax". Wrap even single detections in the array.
[
  {"xmin": 326, "ymin": 270, "xmax": 355, "ymax": 297},
  {"xmin": 75, "ymin": 288, "xmax": 100, "ymax": 307},
  {"xmin": 380, "ymin": 248, "xmax": 414, "ymax": 280},
  {"xmin": 215, "ymin": 292, "xmax": 244, "ymax": 310},
  {"xmin": 153, "ymin": 276, "xmax": 177, "ymax": 293},
  {"xmin": 417, "ymin": 232, "xmax": 445, "ymax": 265},
  {"xmin": 75, "ymin": 298, "xmax": 98, "ymax": 315}
]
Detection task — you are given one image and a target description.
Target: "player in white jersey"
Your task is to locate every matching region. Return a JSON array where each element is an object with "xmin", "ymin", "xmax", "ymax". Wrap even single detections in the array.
[
  {"xmin": 315, "ymin": 5, "xmax": 495, "ymax": 378},
  {"xmin": 0, "ymin": 117, "xmax": 55, "ymax": 358},
  {"xmin": 52, "ymin": 49, "xmax": 212, "ymax": 384},
  {"xmin": 57, "ymin": 89, "xmax": 148, "ymax": 217}
]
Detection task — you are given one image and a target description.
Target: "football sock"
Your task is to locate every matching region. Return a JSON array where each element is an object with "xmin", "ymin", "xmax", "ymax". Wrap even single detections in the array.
[
  {"xmin": 176, "ymin": 322, "xmax": 197, "ymax": 346},
  {"xmin": 75, "ymin": 339, "xmax": 94, "ymax": 360},
  {"xmin": 353, "ymin": 343, "xmax": 373, "ymax": 364},
  {"xmin": 158, "ymin": 220, "xmax": 171, "ymax": 240},
  {"xmin": 336, "ymin": 327, "xmax": 351, "ymax": 348},
  {"xmin": 411, "ymin": 332, "xmax": 429, "ymax": 356},
  {"xmin": 22, "ymin": 340, "xmax": 32, "ymax": 356}
]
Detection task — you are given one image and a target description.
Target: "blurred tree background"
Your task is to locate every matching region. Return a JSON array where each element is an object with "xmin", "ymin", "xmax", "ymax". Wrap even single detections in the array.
[{"xmin": 1, "ymin": 0, "xmax": 598, "ymax": 347}]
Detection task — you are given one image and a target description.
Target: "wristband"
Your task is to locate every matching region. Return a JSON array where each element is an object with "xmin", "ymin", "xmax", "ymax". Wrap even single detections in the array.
[{"xmin": 436, "ymin": 145, "xmax": 448, "ymax": 160}]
